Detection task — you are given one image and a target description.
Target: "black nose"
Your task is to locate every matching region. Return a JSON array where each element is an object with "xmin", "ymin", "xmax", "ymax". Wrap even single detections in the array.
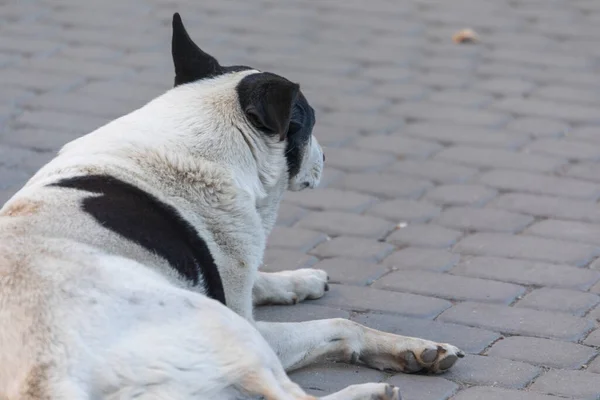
[{"xmin": 323, "ymin": 153, "xmax": 326, "ymax": 162}]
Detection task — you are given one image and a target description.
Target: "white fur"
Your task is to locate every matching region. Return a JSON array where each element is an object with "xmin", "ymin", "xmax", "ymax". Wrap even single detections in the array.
[{"xmin": 0, "ymin": 70, "xmax": 461, "ymax": 400}]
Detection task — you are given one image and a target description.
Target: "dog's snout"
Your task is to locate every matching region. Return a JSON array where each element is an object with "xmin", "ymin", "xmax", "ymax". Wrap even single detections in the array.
[{"xmin": 322, "ymin": 153, "xmax": 326, "ymax": 163}]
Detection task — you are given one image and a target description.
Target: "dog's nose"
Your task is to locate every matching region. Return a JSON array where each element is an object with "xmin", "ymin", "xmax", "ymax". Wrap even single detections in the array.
[{"xmin": 323, "ymin": 153, "xmax": 326, "ymax": 163}]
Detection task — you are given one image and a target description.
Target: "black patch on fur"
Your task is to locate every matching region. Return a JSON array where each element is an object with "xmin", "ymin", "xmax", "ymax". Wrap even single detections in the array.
[
  {"xmin": 236, "ymin": 72, "xmax": 300, "ymax": 141},
  {"xmin": 236, "ymin": 72, "xmax": 315, "ymax": 178},
  {"xmin": 49, "ymin": 175, "xmax": 226, "ymax": 305},
  {"xmin": 286, "ymin": 91, "xmax": 315, "ymax": 178},
  {"xmin": 172, "ymin": 12, "xmax": 251, "ymax": 86}
]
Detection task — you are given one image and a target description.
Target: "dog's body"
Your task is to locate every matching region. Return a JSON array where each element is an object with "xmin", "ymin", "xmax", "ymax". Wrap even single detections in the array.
[{"xmin": 0, "ymin": 14, "xmax": 463, "ymax": 400}]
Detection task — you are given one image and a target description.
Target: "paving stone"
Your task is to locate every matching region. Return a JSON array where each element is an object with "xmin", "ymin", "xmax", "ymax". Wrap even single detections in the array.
[
  {"xmin": 480, "ymin": 170, "xmax": 600, "ymax": 200},
  {"xmin": 530, "ymin": 369, "xmax": 600, "ymax": 399},
  {"xmin": 492, "ymin": 193, "xmax": 600, "ymax": 224},
  {"xmin": 0, "ymin": 87, "xmax": 34, "ymax": 106},
  {"xmin": 352, "ymin": 312, "xmax": 500, "ymax": 355},
  {"xmin": 402, "ymin": 122, "xmax": 528, "ymax": 149},
  {"xmin": 370, "ymin": 83, "xmax": 430, "ymax": 102},
  {"xmin": 412, "ymin": 71, "xmax": 471, "ymax": 90},
  {"xmin": 506, "ymin": 117, "xmax": 569, "ymax": 138},
  {"xmin": 588, "ymin": 355, "xmax": 600, "ymax": 374},
  {"xmin": 533, "ymin": 85, "xmax": 600, "ymax": 105},
  {"xmin": 564, "ymin": 163, "xmax": 600, "ymax": 183},
  {"xmin": 312, "ymin": 284, "xmax": 451, "ymax": 319},
  {"xmin": 309, "ymin": 236, "xmax": 394, "ymax": 262},
  {"xmin": 322, "ymin": 147, "xmax": 395, "ymax": 173},
  {"xmin": 312, "ymin": 257, "xmax": 388, "ymax": 286},
  {"xmin": 426, "ymin": 89, "xmax": 493, "ymax": 108},
  {"xmin": 443, "ymin": 354, "xmax": 540, "ymax": 389},
  {"xmin": 474, "ymin": 78, "xmax": 536, "ymax": 96},
  {"xmin": 589, "ymin": 258, "xmax": 600, "ymax": 270},
  {"xmin": 0, "ymin": 145, "xmax": 50, "ymax": 171},
  {"xmin": 14, "ymin": 110, "xmax": 109, "ymax": 135},
  {"xmin": 311, "ymin": 93, "xmax": 388, "ymax": 113},
  {"xmin": 351, "ymin": 135, "xmax": 442, "ymax": 159},
  {"xmin": 386, "ymin": 224, "xmax": 463, "ymax": 248},
  {"xmin": 365, "ymin": 198, "xmax": 441, "ymax": 223},
  {"xmin": 284, "ymin": 188, "xmax": 377, "ymax": 213},
  {"xmin": 75, "ymin": 81, "xmax": 164, "ymax": 102},
  {"xmin": 452, "ymin": 387, "xmax": 565, "ymax": 400},
  {"xmin": 381, "ymin": 248, "xmax": 459, "ymax": 272},
  {"xmin": 0, "ymin": 36, "xmax": 63, "ymax": 55},
  {"xmin": 493, "ymin": 97, "xmax": 600, "ymax": 124},
  {"xmin": 486, "ymin": 336, "xmax": 597, "ymax": 369},
  {"xmin": 438, "ymin": 302, "xmax": 594, "ymax": 342},
  {"xmin": 373, "ymin": 270, "xmax": 524, "ymax": 304},
  {"xmin": 24, "ymin": 92, "xmax": 138, "ymax": 119},
  {"xmin": 515, "ymin": 288, "xmax": 599, "ymax": 316},
  {"xmin": 0, "ymin": 128, "xmax": 80, "ymax": 152},
  {"xmin": 332, "ymin": 173, "xmax": 432, "ymax": 199},
  {"xmin": 317, "ymin": 167, "xmax": 344, "ymax": 188},
  {"xmin": 390, "ymin": 102, "xmax": 510, "ymax": 127},
  {"xmin": 276, "ymin": 203, "xmax": 307, "ymax": 227},
  {"xmin": 425, "ymin": 185, "xmax": 498, "ymax": 207},
  {"xmin": 266, "ymin": 226, "xmax": 329, "ymax": 252},
  {"xmin": 526, "ymin": 219, "xmax": 600, "ymax": 246},
  {"xmin": 385, "ymin": 159, "xmax": 478, "ymax": 184},
  {"xmin": 569, "ymin": 125, "xmax": 600, "ymax": 144},
  {"xmin": 0, "ymin": 68, "xmax": 82, "ymax": 91},
  {"xmin": 318, "ymin": 111, "xmax": 403, "ymax": 135},
  {"xmin": 436, "ymin": 207, "xmax": 534, "ymax": 233},
  {"xmin": 289, "ymin": 363, "xmax": 385, "ymax": 397},
  {"xmin": 452, "ymin": 256, "xmax": 600, "ymax": 290},
  {"xmin": 455, "ymin": 232, "xmax": 600, "ymax": 266},
  {"xmin": 386, "ymin": 375, "xmax": 458, "ymax": 400},
  {"xmin": 436, "ymin": 146, "xmax": 565, "ymax": 173},
  {"xmin": 488, "ymin": 48, "xmax": 593, "ymax": 69},
  {"xmin": 0, "ymin": 188, "xmax": 17, "ymax": 205},
  {"xmin": 527, "ymin": 138, "xmax": 600, "ymax": 161},
  {"xmin": 254, "ymin": 304, "xmax": 350, "ymax": 323},
  {"xmin": 262, "ymin": 248, "xmax": 319, "ymax": 273},
  {"xmin": 296, "ymin": 211, "xmax": 395, "ymax": 239}
]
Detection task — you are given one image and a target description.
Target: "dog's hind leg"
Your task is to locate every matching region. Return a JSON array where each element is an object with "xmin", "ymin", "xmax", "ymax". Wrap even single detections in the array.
[
  {"xmin": 257, "ymin": 319, "xmax": 464, "ymax": 374},
  {"xmin": 253, "ymin": 270, "xmax": 329, "ymax": 306}
]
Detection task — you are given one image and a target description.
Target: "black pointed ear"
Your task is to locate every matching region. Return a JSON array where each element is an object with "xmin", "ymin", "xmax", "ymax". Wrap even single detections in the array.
[
  {"xmin": 172, "ymin": 13, "xmax": 221, "ymax": 86},
  {"xmin": 237, "ymin": 73, "xmax": 300, "ymax": 141}
]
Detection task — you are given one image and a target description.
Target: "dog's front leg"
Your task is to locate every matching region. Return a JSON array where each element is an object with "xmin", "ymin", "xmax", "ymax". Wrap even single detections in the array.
[
  {"xmin": 256, "ymin": 318, "xmax": 464, "ymax": 374},
  {"xmin": 253, "ymin": 270, "xmax": 329, "ymax": 306}
]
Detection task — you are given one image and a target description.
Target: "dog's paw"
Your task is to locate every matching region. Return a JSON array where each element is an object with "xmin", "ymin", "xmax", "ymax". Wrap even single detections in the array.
[
  {"xmin": 254, "ymin": 269, "xmax": 329, "ymax": 306},
  {"xmin": 321, "ymin": 383, "xmax": 401, "ymax": 400},
  {"xmin": 360, "ymin": 333, "xmax": 465, "ymax": 374},
  {"xmin": 288, "ymin": 268, "xmax": 329, "ymax": 302},
  {"xmin": 390, "ymin": 341, "xmax": 464, "ymax": 374},
  {"xmin": 370, "ymin": 384, "xmax": 401, "ymax": 400}
]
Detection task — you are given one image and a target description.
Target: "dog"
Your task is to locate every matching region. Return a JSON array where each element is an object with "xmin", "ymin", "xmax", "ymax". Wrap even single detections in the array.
[{"xmin": 0, "ymin": 13, "xmax": 464, "ymax": 400}]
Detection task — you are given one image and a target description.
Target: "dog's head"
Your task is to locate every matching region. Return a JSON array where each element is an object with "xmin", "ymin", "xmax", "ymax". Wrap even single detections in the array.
[{"xmin": 171, "ymin": 13, "xmax": 323, "ymax": 192}]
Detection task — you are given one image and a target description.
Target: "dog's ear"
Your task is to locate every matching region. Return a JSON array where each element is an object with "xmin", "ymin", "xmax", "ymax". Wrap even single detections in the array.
[
  {"xmin": 172, "ymin": 13, "xmax": 221, "ymax": 86},
  {"xmin": 237, "ymin": 73, "xmax": 300, "ymax": 141}
]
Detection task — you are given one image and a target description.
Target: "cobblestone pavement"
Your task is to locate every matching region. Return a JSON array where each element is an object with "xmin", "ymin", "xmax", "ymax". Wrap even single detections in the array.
[{"xmin": 2, "ymin": 0, "xmax": 600, "ymax": 398}]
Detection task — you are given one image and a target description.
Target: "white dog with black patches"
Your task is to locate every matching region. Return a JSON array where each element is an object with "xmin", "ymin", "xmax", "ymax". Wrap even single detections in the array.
[{"xmin": 0, "ymin": 14, "xmax": 464, "ymax": 400}]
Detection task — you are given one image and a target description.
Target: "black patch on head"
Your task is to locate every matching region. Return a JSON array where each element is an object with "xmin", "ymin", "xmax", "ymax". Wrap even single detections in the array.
[
  {"xmin": 172, "ymin": 12, "xmax": 251, "ymax": 86},
  {"xmin": 236, "ymin": 72, "xmax": 300, "ymax": 142},
  {"xmin": 285, "ymin": 91, "xmax": 315, "ymax": 178},
  {"xmin": 49, "ymin": 175, "xmax": 226, "ymax": 305}
]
